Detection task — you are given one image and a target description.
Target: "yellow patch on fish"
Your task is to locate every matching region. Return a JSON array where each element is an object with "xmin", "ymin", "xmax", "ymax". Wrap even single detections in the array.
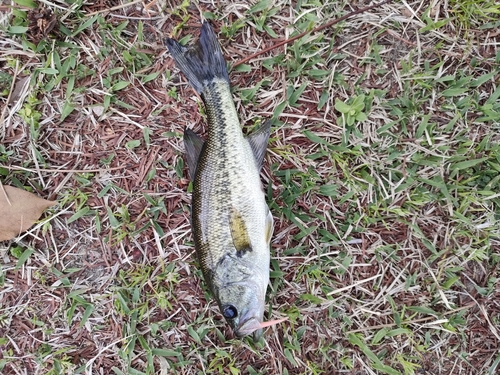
[{"xmin": 229, "ymin": 207, "xmax": 252, "ymax": 253}]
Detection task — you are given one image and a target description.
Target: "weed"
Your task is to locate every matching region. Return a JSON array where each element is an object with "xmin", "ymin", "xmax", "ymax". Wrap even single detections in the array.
[{"xmin": 1, "ymin": 0, "xmax": 499, "ymax": 374}]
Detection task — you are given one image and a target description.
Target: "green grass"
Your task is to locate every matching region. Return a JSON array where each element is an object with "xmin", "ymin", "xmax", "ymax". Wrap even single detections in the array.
[
  {"xmin": 1, "ymin": 0, "xmax": 500, "ymax": 374},
  {"xmin": 450, "ymin": 0, "xmax": 500, "ymax": 29}
]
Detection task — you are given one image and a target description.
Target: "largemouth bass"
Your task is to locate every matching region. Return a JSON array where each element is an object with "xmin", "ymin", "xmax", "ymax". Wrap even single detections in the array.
[{"xmin": 166, "ymin": 22, "xmax": 274, "ymax": 341}]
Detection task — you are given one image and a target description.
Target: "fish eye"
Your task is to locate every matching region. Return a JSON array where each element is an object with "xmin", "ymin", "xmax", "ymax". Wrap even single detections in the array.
[{"xmin": 222, "ymin": 305, "xmax": 238, "ymax": 319}]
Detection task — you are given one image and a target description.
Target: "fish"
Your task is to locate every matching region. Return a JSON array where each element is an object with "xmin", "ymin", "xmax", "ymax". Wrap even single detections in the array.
[{"xmin": 165, "ymin": 22, "xmax": 276, "ymax": 341}]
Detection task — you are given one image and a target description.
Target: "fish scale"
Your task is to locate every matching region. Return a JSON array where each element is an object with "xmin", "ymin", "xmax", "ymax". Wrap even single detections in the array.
[
  {"xmin": 193, "ymin": 81, "xmax": 269, "ymax": 282},
  {"xmin": 166, "ymin": 22, "xmax": 274, "ymax": 341}
]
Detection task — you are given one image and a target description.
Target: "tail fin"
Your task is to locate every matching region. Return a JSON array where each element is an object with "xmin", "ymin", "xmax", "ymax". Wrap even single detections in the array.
[{"xmin": 165, "ymin": 21, "xmax": 230, "ymax": 94}]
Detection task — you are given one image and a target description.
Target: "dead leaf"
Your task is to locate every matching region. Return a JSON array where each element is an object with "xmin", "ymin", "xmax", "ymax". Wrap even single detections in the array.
[
  {"xmin": 0, "ymin": 185, "xmax": 56, "ymax": 241},
  {"xmin": 27, "ymin": 6, "xmax": 58, "ymax": 43},
  {"xmin": 8, "ymin": 76, "xmax": 30, "ymax": 105}
]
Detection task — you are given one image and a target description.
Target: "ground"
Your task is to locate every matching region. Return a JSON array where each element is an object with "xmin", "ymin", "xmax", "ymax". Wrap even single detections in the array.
[{"xmin": 1, "ymin": 0, "xmax": 500, "ymax": 374}]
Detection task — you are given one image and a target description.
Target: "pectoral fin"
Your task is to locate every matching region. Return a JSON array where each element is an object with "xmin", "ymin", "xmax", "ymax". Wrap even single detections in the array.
[
  {"xmin": 229, "ymin": 207, "xmax": 252, "ymax": 255},
  {"xmin": 246, "ymin": 120, "xmax": 272, "ymax": 171},
  {"xmin": 265, "ymin": 210, "xmax": 273, "ymax": 245},
  {"xmin": 184, "ymin": 127, "xmax": 205, "ymax": 180}
]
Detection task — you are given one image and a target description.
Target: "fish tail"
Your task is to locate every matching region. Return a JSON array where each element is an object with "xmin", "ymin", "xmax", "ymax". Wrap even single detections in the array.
[{"xmin": 165, "ymin": 21, "xmax": 230, "ymax": 94}]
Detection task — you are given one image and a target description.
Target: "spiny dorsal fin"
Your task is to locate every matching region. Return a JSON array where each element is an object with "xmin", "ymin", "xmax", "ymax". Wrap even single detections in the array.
[
  {"xmin": 184, "ymin": 127, "xmax": 205, "ymax": 180},
  {"xmin": 246, "ymin": 120, "xmax": 272, "ymax": 171},
  {"xmin": 229, "ymin": 207, "xmax": 252, "ymax": 255}
]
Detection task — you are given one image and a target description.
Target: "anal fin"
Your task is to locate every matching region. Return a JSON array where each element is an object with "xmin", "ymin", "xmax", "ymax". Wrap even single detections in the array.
[
  {"xmin": 246, "ymin": 120, "xmax": 272, "ymax": 171},
  {"xmin": 184, "ymin": 127, "xmax": 205, "ymax": 180}
]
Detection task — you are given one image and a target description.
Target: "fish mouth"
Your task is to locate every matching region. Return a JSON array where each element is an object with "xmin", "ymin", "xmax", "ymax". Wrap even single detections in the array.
[{"xmin": 235, "ymin": 317, "xmax": 263, "ymax": 341}]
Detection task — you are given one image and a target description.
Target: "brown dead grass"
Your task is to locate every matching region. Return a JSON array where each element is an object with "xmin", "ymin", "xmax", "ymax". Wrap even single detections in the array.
[{"xmin": 1, "ymin": 0, "xmax": 500, "ymax": 374}]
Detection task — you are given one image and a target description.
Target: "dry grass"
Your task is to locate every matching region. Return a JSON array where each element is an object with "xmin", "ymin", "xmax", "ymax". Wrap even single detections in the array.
[{"xmin": 1, "ymin": 0, "xmax": 500, "ymax": 374}]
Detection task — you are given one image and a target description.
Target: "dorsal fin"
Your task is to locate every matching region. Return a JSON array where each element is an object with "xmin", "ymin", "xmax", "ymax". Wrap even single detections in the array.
[
  {"xmin": 229, "ymin": 207, "xmax": 252, "ymax": 255},
  {"xmin": 183, "ymin": 127, "xmax": 205, "ymax": 180},
  {"xmin": 246, "ymin": 120, "xmax": 272, "ymax": 171}
]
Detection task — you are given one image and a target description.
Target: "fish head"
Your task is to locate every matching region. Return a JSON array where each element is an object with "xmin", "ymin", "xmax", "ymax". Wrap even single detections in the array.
[{"xmin": 217, "ymin": 281, "xmax": 265, "ymax": 342}]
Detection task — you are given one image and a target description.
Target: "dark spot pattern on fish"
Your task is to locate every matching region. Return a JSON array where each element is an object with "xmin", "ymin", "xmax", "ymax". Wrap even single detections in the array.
[{"xmin": 167, "ymin": 22, "xmax": 272, "ymax": 340}]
